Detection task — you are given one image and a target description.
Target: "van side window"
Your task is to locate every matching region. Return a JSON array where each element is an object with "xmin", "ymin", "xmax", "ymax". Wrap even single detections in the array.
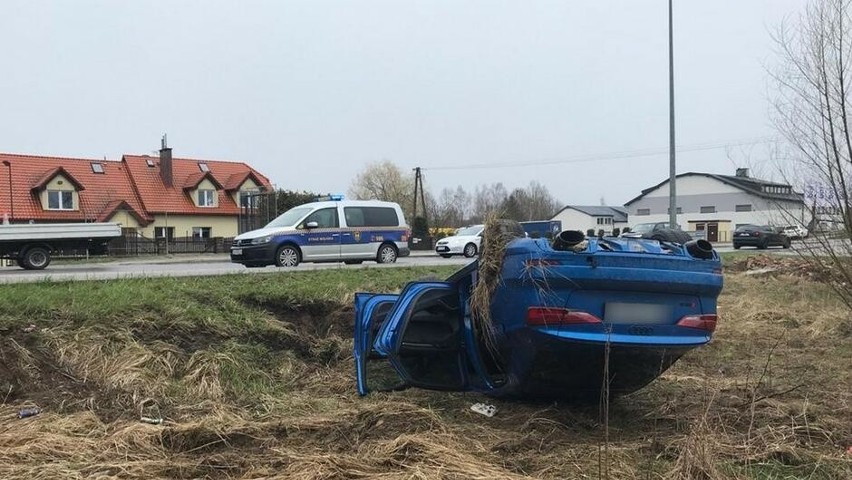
[
  {"xmin": 344, "ymin": 207, "xmax": 398, "ymax": 227},
  {"xmin": 303, "ymin": 208, "xmax": 339, "ymax": 228},
  {"xmin": 344, "ymin": 207, "xmax": 366, "ymax": 227}
]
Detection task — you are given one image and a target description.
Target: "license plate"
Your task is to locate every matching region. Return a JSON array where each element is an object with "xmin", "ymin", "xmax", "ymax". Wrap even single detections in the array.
[
  {"xmin": 232, "ymin": 248, "xmax": 243, "ymax": 255},
  {"xmin": 436, "ymin": 246, "xmax": 449, "ymax": 252},
  {"xmin": 604, "ymin": 302, "xmax": 672, "ymax": 325}
]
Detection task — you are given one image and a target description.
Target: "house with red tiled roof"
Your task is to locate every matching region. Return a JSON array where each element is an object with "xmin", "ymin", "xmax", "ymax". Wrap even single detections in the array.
[{"xmin": 0, "ymin": 146, "xmax": 272, "ymax": 239}]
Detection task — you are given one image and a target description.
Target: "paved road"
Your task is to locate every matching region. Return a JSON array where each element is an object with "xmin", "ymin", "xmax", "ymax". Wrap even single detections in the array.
[
  {"xmin": 0, "ymin": 252, "xmax": 472, "ymax": 284},
  {"xmin": 3, "ymin": 239, "xmax": 822, "ymax": 284}
]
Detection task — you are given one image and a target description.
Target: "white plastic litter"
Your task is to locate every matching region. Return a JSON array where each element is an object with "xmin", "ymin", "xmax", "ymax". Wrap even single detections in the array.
[{"xmin": 470, "ymin": 403, "xmax": 497, "ymax": 417}]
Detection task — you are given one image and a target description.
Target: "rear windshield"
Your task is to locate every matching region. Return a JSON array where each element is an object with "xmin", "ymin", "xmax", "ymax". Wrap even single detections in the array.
[
  {"xmin": 344, "ymin": 207, "xmax": 399, "ymax": 227},
  {"xmin": 631, "ymin": 223, "xmax": 656, "ymax": 234},
  {"xmin": 455, "ymin": 226, "xmax": 483, "ymax": 236},
  {"xmin": 735, "ymin": 225, "xmax": 760, "ymax": 232}
]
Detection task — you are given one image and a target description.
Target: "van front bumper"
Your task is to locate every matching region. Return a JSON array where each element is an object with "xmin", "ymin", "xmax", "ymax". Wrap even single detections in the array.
[{"xmin": 230, "ymin": 243, "xmax": 277, "ymax": 265}]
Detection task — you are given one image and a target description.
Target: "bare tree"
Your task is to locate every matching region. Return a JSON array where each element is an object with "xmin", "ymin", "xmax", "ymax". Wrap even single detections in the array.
[
  {"xmin": 772, "ymin": 0, "xmax": 852, "ymax": 311},
  {"xmin": 430, "ymin": 186, "xmax": 470, "ymax": 228},
  {"xmin": 500, "ymin": 181, "xmax": 561, "ymax": 222},
  {"xmin": 348, "ymin": 160, "xmax": 415, "ymax": 217},
  {"xmin": 471, "ymin": 183, "xmax": 508, "ymax": 222}
]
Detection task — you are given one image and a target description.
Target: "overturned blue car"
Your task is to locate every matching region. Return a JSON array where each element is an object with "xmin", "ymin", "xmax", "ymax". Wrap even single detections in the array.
[{"xmin": 354, "ymin": 230, "xmax": 723, "ymax": 400}]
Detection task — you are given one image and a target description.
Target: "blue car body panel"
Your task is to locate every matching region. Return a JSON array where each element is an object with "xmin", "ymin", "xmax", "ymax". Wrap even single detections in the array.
[{"xmin": 354, "ymin": 236, "xmax": 723, "ymax": 399}]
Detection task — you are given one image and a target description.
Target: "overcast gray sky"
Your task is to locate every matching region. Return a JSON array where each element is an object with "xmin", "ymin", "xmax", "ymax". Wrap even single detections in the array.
[{"xmin": 1, "ymin": 0, "xmax": 804, "ymax": 206}]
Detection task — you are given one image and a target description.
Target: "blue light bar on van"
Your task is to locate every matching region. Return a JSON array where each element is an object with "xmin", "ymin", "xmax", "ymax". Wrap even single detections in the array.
[{"xmin": 329, "ymin": 194, "xmax": 344, "ymax": 201}]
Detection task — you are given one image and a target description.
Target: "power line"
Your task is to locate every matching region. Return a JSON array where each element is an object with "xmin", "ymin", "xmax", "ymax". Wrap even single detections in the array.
[{"xmin": 422, "ymin": 136, "xmax": 776, "ymax": 172}]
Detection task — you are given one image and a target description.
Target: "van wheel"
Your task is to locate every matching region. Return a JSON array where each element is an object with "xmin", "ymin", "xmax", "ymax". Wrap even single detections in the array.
[
  {"xmin": 22, "ymin": 247, "xmax": 51, "ymax": 270},
  {"xmin": 377, "ymin": 244, "xmax": 398, "ymax": 264},
  {"xmin": 463, "ymin": 243, "xmax": 478, "ymax": 258},
  {"xmin": 275, "ymin": 245, "xmax": 300, "ymax": 267}
]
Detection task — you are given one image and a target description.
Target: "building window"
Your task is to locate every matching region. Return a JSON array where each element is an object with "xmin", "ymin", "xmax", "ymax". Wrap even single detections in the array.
[
  {"xmin": 198, "ymin": 163, "xmax": 209, "ymax": 172},
  {"xmin": 154, "ymin": 227, "xmax": 174, "ymax": 240},
  {"xmin": 637, "ymin": 208, "xmax": 650, "ymax": 216},
  {"xmin": 596, "ymin": 217, "xmax": 612, "ymax": 225},
  {"xmin": 735, "ymin": 204, "xmax": 752, "ymax": 212},
  {"xmin": 667, "ymin": 207, "xmax": 683, "ymax": 214},
  {"xmin": 192, "ymin": 227, "xmax": 212, "ymax": 239},
  {"xmin": 47, "ymin": 190, "xmax": 74, "ymax": 210},
  {"xmin": 91, "ymin": 163, "xmax": 104, "ymax": 174},
  {"xmin": 700, "ymin": 206, "xmax": 716, "ymax": 214},
  {"xmin": 146, "ymin": 159, "xmax": 156, "ymax": 167},
  {"xmin": 198, "ymin": 189, "xmax": 216, "ymax": 207}
]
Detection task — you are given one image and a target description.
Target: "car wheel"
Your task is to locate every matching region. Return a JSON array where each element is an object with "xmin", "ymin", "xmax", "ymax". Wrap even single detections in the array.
[
  {"xmin": 376, "ymin": 243, "xmax": 398, "ymax": 264},
  {"xmin": 733, "ymin": 244, "xmax": 741, "ymax": 250},
  {"xmin": 783, "ymin": 239, "xmax": 791, "ymax": 249},
  {"xmin": 22, "ymin": 247, "xmax": 51, "ymax": 270},
  {"xmin": 344, "ymin": 260, "xmax": 364, "ymax": 265},
  {"xmin": 463, "ymin": 243, "xmax": 478, "ymax": 258},
  {"xmin": 275, "ymin": 245, "xmax": 300, "ymax": 267},
  {"xmin": 758, "ymin": 239, "xmax": 768, "ymax": 250},
  {"xmin": 440, "ymin": 254, "xmax": 453, "ymax": 259}
]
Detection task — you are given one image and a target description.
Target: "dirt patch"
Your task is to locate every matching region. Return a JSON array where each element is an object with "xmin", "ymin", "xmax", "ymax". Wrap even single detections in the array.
[
  {"xmin": 725, "ymin": 254, "xmax": 833, "ymax": 281},
  {"xmin": 0, "ymin": 333, "xmax": 129, "ymax": 422}
]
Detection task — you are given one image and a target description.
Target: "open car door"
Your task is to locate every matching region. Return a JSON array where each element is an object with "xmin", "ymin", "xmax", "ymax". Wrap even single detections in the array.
[
  {"xmin": 354, "ymin": 293, "xmax": 401, "ymax": 395},
  {"xmin": 355, "ymin": 262, "xmax": 500, "ymax": 395}
]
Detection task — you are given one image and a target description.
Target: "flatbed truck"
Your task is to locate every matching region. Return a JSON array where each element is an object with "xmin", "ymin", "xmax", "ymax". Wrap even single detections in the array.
[{"xmin": 0, "ymin": 223, "xmax": 122, "ymax": 270}]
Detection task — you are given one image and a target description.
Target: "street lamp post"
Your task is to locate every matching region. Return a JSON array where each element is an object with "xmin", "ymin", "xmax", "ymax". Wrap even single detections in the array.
[{"xmin": 668, "ymin": 0, "xmax": 677, "ymax": 228}]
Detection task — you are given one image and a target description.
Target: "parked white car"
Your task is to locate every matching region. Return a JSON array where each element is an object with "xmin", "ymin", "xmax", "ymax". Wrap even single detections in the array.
[
  {"xmin": 782, "ymin": 225, "xmax": 809, "ymax": 240},
  {"xmin": 435, "ymin": 224, "xmax": 484, "ymax": 258}
]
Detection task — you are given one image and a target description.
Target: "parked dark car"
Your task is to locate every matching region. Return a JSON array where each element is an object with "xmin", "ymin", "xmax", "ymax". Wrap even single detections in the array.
[
  {"xmin": 622, "ymin": 222, "xmax": 692, "ymax": 244},
  {"xmin": 732, "ymin": 225, "xmax": 791, "ymax": 249}
]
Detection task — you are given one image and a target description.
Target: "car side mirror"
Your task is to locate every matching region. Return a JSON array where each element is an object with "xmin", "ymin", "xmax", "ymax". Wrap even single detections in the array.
[{"xmin": 305, "ymin": 221, "xmax": 319, "ymax": 229}]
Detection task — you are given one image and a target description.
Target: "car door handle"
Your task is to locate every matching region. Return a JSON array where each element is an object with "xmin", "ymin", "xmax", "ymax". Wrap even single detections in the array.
[
  {"xmin": 342, "ymin": 232, "xmax": 352, "ymax": 236},
  {"xmin": 332, "ymin": 234, "xmax": 340, "ymax": 237}
]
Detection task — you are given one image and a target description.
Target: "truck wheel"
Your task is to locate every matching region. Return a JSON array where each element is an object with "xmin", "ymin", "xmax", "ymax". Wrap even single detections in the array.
[
  {"xmin": 275, "ymin": 245, "xmax": 300, "ymax": 267},
  {"xmin": 22, "ymin": 247, "xmax": 51, "ymax": 270},
  {"xmin": 376, "ymin": 243, "xmax": 398, "ymax": 264}
]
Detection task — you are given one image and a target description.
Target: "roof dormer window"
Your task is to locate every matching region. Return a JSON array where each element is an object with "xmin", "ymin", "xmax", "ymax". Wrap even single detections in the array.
[
  {"xmin": 146, "ymin": 159, "xmax": 156, "ymax": 167},
  {"xmin": 91, "ymin": 163, "xmax": 104, "ymax": 174},
  {"xmin": 198, "ymin": 163, "xmax": 209, "ymax": 172}
]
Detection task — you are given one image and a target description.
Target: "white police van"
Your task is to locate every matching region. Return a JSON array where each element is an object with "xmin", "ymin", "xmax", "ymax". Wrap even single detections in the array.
[{"xmin": 230, "ymin": 197, "xmax": 411, "ymax": 268}]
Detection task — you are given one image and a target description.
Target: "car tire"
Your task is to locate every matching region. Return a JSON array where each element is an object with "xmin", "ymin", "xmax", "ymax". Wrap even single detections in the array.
[
  {"xmin": 758, "ymin": 239, "xmax": 768, "ymax": 250},
  {"xmin": 275, "ymin": 245, "xmax": 301, "ymax": 267},
  {"xmin": 733, "ymin": 244, "xmax": 741, "ymax": 250},
  {"xmin": 783, "ymin": 239, "xmax": 791, "ymax": 249},
  {"xmin": 463, "ymin": 243, "xmax": 478, "ymax": 258},
  {"xmin": 344, "ymin": 260, "xmax": 364, "ymax": 265},
  {"xmin": 376, "ymin": 243, "xmax": 398, "ymax": 264},
  {"xmin": 440, "ymin": 254, "xmax": 453, "ymax": 259},
  {"xmin": 21, "ymin": 247, "xmax": 51, "ymax": 270}
]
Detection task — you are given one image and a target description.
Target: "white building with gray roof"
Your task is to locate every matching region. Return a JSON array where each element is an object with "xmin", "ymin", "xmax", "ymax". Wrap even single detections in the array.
[
  {"xmin": 623, "ymin": 168, "xmax": 807, "ymax": 242},
  {"xmin": 551, "ymin": 205, "xmax": 629, "ymax": 235}
]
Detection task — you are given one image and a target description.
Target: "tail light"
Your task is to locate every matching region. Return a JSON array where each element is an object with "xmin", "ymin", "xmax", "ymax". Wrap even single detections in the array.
[
  {"xmin": 676, "ymin": 314, "xmax": 717, "ymax": 332},
  {"xmin": 753, "ymin": 231, "xmax": 761, "ymax": 237},
  {"xmin": 527, "ymin": 307, "xmax": 602, "ymax": 326},
  {"xmin": 402, "ymin": 229, "xmax": 410, "ymax": 242}
]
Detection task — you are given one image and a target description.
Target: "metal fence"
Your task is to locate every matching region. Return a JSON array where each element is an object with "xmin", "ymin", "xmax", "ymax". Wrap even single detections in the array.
[{"xmin": 109, "ymin": 235, "xmax": 233, "ymax": 256}]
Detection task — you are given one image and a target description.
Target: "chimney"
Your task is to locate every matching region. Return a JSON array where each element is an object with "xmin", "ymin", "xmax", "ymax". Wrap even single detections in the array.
[
  {"xmin": 159, "ymin": 134, "xmax": 173, "ymax": 187},
  {"xmin": 735, "ymin": 168, "xmax": 749, "ymax": 178}
]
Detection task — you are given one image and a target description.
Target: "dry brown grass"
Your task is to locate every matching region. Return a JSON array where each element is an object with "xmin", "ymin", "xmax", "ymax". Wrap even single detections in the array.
[{"xmin": 0, "ymin": 265, "xmax": 850, "ymax": 479}]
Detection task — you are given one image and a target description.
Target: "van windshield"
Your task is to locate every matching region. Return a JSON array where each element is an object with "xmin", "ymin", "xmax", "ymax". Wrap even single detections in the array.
[{"xmin": 265, "ymin": 206, "xmax": 313, "ymax": 228}]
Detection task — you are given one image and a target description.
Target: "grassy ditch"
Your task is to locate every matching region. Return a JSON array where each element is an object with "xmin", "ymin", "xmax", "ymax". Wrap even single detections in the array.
[{"xmin": 0, "ymin": 265, "xmax": 850, "ymax": 479}]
